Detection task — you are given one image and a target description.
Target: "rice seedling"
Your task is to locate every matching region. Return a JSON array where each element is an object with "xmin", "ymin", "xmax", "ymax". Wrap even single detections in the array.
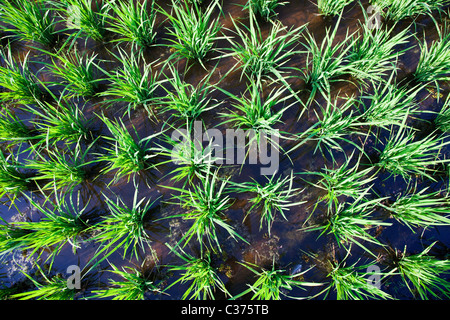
[
  {"xmin": 435, "ymin": 95, "xmax": 450, "ymax": 132},
  {"xmin": 58, "ymin": 0, "xmax": 110, "ymax": 42},
  {"xmin": 44, "ymin": 47, "xmax": 102, "ymax": 99},
  {"xmin": 375, "ymin": 116, "xmax": 450, "ymax": 181},
  {"xmin": 414, "ymin": 23, "xmax": 450, "ymax": 94},
  {"xmin": 0, "ymin": 108, "xmax": 37, "ymax": 144},
  {"xmin": 162, "ymin": 163, "xmax": 248, "ymax": 253},
  {"xmin": 0, "ymin": 149, "xmax": 32, "ymax": 206},
  {"xmin": 316, "ymin": 0, "xmax": 354, "ymax": 16},
  {"xmin": 223, "ymin": 9, "xmax": 305, "ymax": 83},
  {"xmin": 304, "ymin": 191, "xmax": 391, "ymax": 255},
  {"xmin": 232, "ymin": 259, "xmax": 321, "ymax": 300},
  {"xmin": 379, "ymin": 185, "xmax": 450, "ymax": 232},
  {"xmin": 0, "ymin": 47, "xmax": 44, "ymax": 105},
  {"xmin": 0, "ymin": 216, "xmax": 31, "ymax": 256},
  {"xmin": 98, "ymin": 115, "xmax": 159, "ymax": 184},
  {"xmin": 106, "ymin": 0, "xmax": 157, "ymax": 51},
  {"xmin": 11, "ymin": 264, "xmax": 78, "ymax": 300},
  {"xmin": 243, "ymin": 0, "xmax": 287, "ymax": 21},
  {"xmin": 371, "ymin": 0, "xmax": 450, "ymax": 21},
  {"xmin": 100, "ymin": 49, "xmax": 163, "ymax": 115},
  {"xmin": 160, "ymin": 0, "xmax": 224, "ymax": 68},
  {"xmin": 323, "ymin": 259, "xmax": 393, "ymax": 300},
  {"xmin": 392, "ymin": 242, "xmax": 450, "ymax": 299},
  {"xmin": 347, "ymin": 16, "xmax": 411, "ymax": 85},
  {"xmin": 229, "ymin": 171, "xmax": 305, "ymax": 236},
  {"xmin": 164, "ymin": 245, "xmax": 230, "ymax": 300},
  {"xmin": 0, "ymin": 0, "xmax": 57, "ymax": 47},
  {"xmin": 89, "ymin": 264, "xmax": 163, "ymax": 300}
]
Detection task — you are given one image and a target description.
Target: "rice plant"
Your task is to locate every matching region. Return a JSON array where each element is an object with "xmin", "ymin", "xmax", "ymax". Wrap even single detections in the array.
[
  {"xmin": 392, "ymin": 242, "xmax": 450, "ymax": 299},
  {"xmin": 230, "ymin": 172, "xmax": 305, "ymax": 236},
  {"xmin": 414, "ymin": 23, "xmax": 450, "ymax": 94},
  {"xmin": 316, "ymin": 0, "xmax": 354, "ymax": 16},
  {"xmin": 0, "ymin": 0, "xmax": 57, "ymax": 47},
  {"xmin": 435, "ymin": 95, "xmax": 450, "ymax": 132},
  {"xmin": 164, "ymin": 245, "xmax": 230, "ymax": 300},
  {"xmin": 160, "ymin": 0, "xmax": 223, "ymax": 68},
  {"xmin": 89, "ymin": 264, "xmax": 163, "ymax": 300},
  {"xmin": 58, "ymin": 0, "xmax": 110, "ymax": 42},
  {"xmin": 0, "ymin": 149, "xmax": 32, "ymax": 206},
  {"xmin": 100, "ymin": 49, "xmax": 162, "ymax": 115},
  {"xmin": 375, "ymin": 116, "xmax": 450, "ymax": 181},
  {"xmin": 233, "ymin": 259, "xmax": 321, "ymax": 300},
  {"xmin": 0, "ymin": 47, "xmax": 44, "ymax": 105},
  {"xmin": 323, "ymin": 259, "xmax": 393, "ymax": 300},
  {"xmin": 379, "ymin": 185, "xmax": 450, "ymax": 231},
  {"xmin": 371, "ymin": 0, "xmax": 450, "ymax": 21},
  {"xmin": 224, "ymin": 9, "xmax": 305, "ymax": 83},
  {"xmin": 162, "ymin": 163, "xmax": 248, "ymax": 253},
  {"xmin": 0, "ymin": 216, "xmax": 31, "ymax": 255},
  {"xmin": 98, "ymin": 115, "xmax": 159, "ymax": 184},
  {"xmin": 106, "ymin": 0, "xmax": 157, "ymax": 51},
  {"xmin": 0, "ymin": 108, "xmax": 37, "ymax": 143},
  {"xmin": 243, "ymin": 0, "xmax": 287, "ymax": 21}
]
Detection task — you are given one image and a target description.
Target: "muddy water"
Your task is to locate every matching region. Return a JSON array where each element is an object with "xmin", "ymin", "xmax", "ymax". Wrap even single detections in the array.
[{"xmin": 1, "ymin": 0, "xmax": 450, "ymax": 300}]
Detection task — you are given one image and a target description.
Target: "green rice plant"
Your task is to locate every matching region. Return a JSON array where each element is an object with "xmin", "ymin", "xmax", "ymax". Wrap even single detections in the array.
[
  {"xmin": 0, "ymin": 108, "xmax": 37, "ymax": 143},
  {"xmin": 0, "ymin": 216, "xmax": 31, "ymax": 256},
  {"xmin": 243, "ymin": 0, "xmax": 287, "ymax": 21},
  {"xmin": 375, "ymin": 116, "xmax": 450, "ymax": 181},
  {"xmin": 323, "ymin": 259, "xmax": 393, "ymax": 300},
  {"xmin": 11, "ymin": 264, "xmax": 78, "ymax": 300},
  {"xmin": 392, "ymin": 242, "xmax": 450, "ymax": 299},
  {"xmin": 98, "ymin": 115, "xmax": 159, "ymax": 184},
  {"xmin": 0, "ymin": 47, "xmax": 44, "ymax": 105},
  {"xmin": 316, "ymin": 0, "xmax": 354, "ymax": 16},
  {"xmin": 0, "ymin": 0, "xmax": 57, "ymax": 47},
  {"xmin": 347, "ymin": 17, "xmax": 411, "ymax": 85},
  {"xmin": 106, "ymin": 0, "xmax": 157, "ymax": 51},
  {"xmin": 435, "ymin": 95, "xmax": 450, "ymax": 132},
  {"xmin": 165, "ymin": 245, "xmax": 230, "ymax": 300},
  {"xmin": 100, "ymin": 49, "xmax": 163, "ymax": 115},
  {"xmin": 0, "ymin": 149, "xmax": 32, "ymax": 206},
  {"xmin": 232, "ymin": 259, "xmax": 321, "ymax": 300},
  {"xmin": 58, "ymin": 0, "xmax": 110, "ymax": 42},
  {"xmin": 371, "ymin": 0, "xmax": 450, "ymax": 21},
  {"xmin": 229, "ymin": 172, "xmax": 305, "ymax": 236},
  {"xmin": 89, "ymin": 264, "xmax": 163, "ymax": 300},
  {"xmin": 304, "ymin": 191, "xmax": 391, "ymax": 255},
  {"xmin": 162, "ymin": 163, "xmax": 248, "ymax": 253},
  {"xmin": 160, "ymin": 0, "xmax": 223, "ymax": 68},
  {"xmin": 223, "ymin": 9, "xmax": 305, "ymax": 83},
  {"xmin": 379, "ymin": 185, "xmax": 450, "ymax": 231},
  {"xmin": 414, "ymin": 24, "xmax": 450, "ymax": 94}
]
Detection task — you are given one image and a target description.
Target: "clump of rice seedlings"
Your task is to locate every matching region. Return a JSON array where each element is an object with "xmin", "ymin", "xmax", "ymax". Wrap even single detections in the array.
[
  {"xmin": 98, "ymin": 115, "xmax": 159, "ymax": 184},
  {"xmin": 323, "ymin": 259, "xmax": 392, "ymax": 300},
  {"xmin": 160, "ymin": 64, "xmax": 221, "ymax": 124},
  {"xmin": 89, "ymin": 264, "xmax": 163, "ymax": 300},
  {"xmin": 304, "ymin": 191, "xmax": 391, "ymax": 255},
  {"xmin": 165, "ymin": 245, "xmax": 230, "ymax": 300},
  {"xmin": 224, "ymin": 9, "xmax": 305, "ymax": 83},
  {"xmin": 0, "ymin": 108, "xmax": 37, "ymax": 143},
  {"xmin": 106, "ymin": 0, "xmax": 157, "ymax": 51},
  {"xmin": 375, "ymin": 116, "xmax": 450, "ymax": 181},
  {"xmin": 0, "ymin": 0, "xmax": 57, "ymax": 47},
  {"xmin": 162, "ymin": 163, "xmax": 247, "ymax": 253},
  {"xmin": 100, "ymin": 49, "xmax": 162, "ymax": 115},
  {"xmin": 44, "ymin": 48, "xmax": 101, "ymax": 99},
  {"xmin": 414, "ymin": 24, "xmax": 450, "ymax": 94},
  {"xmin": 233, "ymin": 259, "xmax": 321, "ymax": 300},
  {"xmin": 316, "ymin": 0, "xmax": 354, "ymax": 16},
  {"xmin": 230, "ymin": 172, "xmax": 305, "ymax": 236},
  {"xmin": 0, "ymin": 216, "xmax": 31, "ymax": 255},
  {"xmin": 59, "ymin": 0, "xmax": 110, "ymax": 42},
  {"xmin": 435, "ymin": 95, "xmax": 450, "ymax": 132},
  {"xmin": 379, "ymin": 185, "xmax": 450, "ymax": 231},
  {"xmin": 0, "ymin": 149, "xmax": 32, "ymax": 205},
  {"xmin": 392, "ymin": 242, "xmax": 450, "ymax": 299},
  {"xmin": 347, "ymin": 17, "xmax": 411, "ymax": 85},
  {"xmin": 243, "ymin": 0, "xmax": 287, "ymax": 21},
  {"xmin": 160, "ymin": 0, "xmax": 223, "ymax": 68},
  {"xmin": 11, "ymin": 265, "xmax": 78, "ymax": 300},
  {"xmin": 371, "ymin": 0, "xmax": 450, "ymax": 21},
  {"xmin": 0, "ymin": 47, "xmax": 44, "ymax": 105}
]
